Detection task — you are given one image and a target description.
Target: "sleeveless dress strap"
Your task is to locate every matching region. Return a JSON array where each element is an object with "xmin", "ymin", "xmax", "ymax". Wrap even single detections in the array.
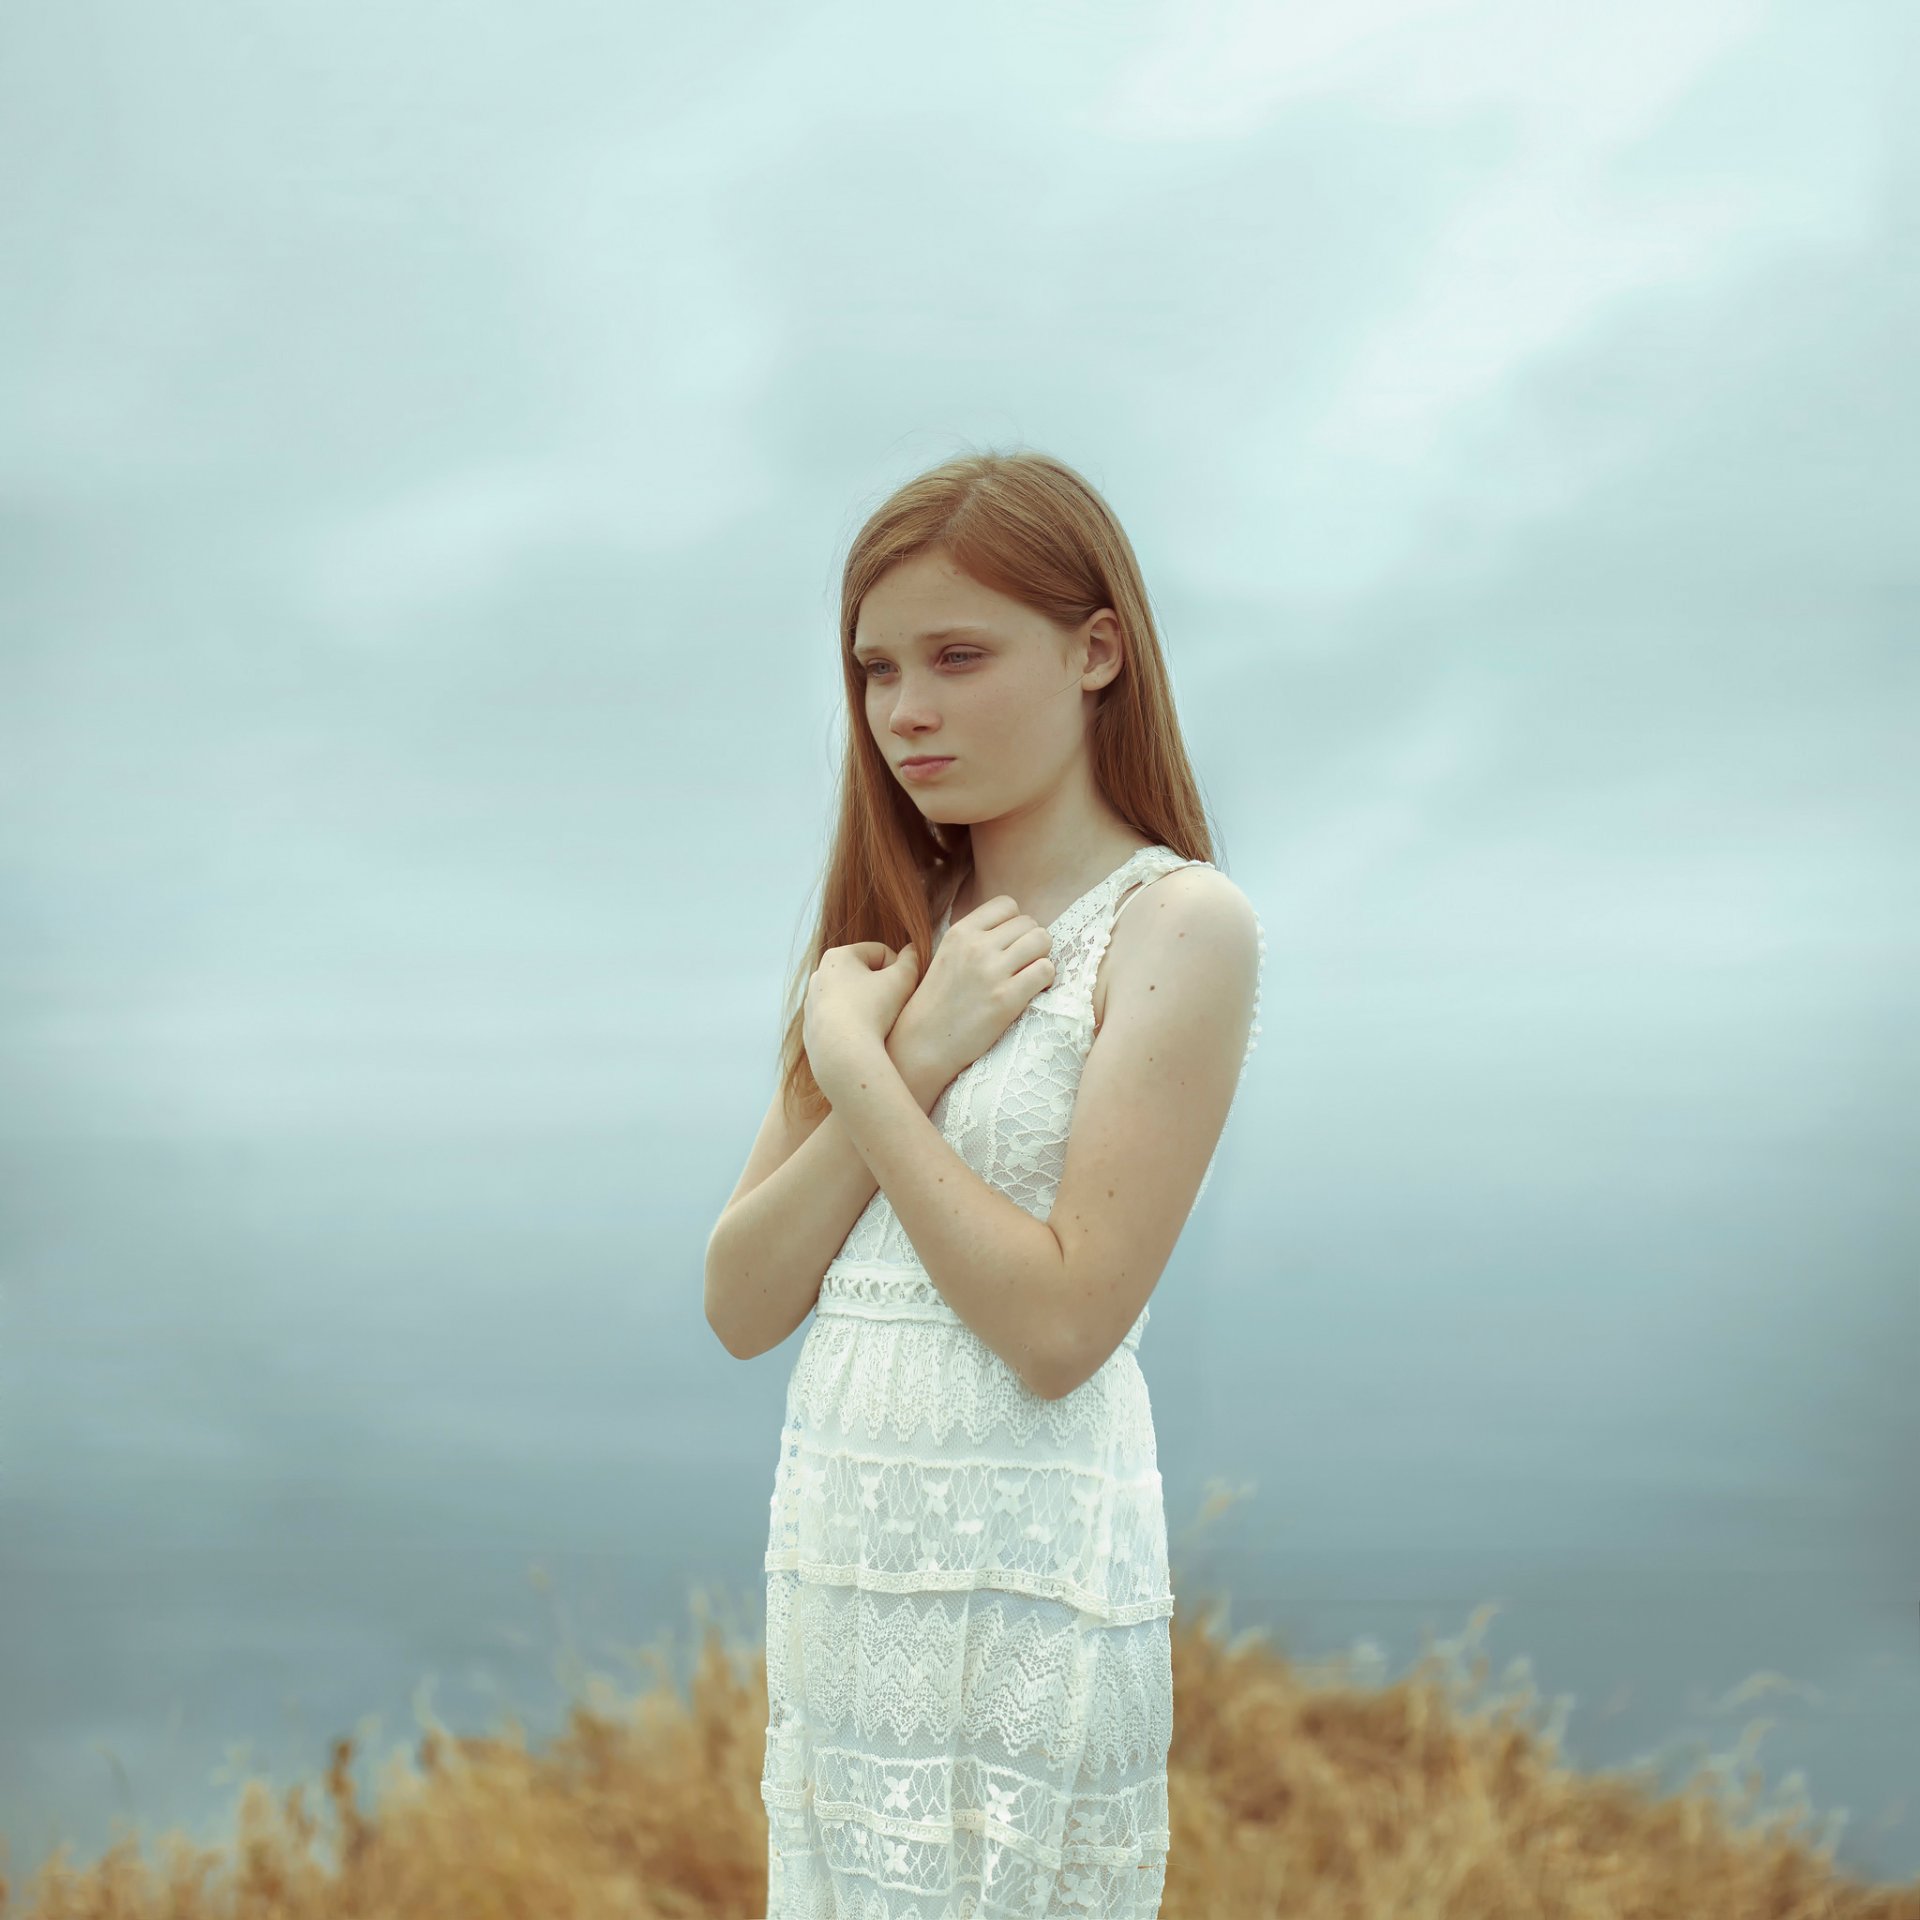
[{"xmin": 1078, "ymin": 847, "xmax": 1211, "ymax": 1004}]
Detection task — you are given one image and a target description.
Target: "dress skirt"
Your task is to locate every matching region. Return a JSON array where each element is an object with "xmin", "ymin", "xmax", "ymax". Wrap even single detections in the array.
[{"xmin": 761, "ymin": 1266, "xmax": 1174, "ymax": 1920}]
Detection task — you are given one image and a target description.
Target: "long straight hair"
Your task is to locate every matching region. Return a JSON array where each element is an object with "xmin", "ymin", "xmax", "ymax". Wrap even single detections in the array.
[{"xmin": 776, "ymin": 448, "xmax": 1220, "ymax": 1124}]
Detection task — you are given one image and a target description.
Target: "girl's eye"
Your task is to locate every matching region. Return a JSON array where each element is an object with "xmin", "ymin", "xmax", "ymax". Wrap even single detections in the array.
[{"xmin": 861, "ymin": 650, "xmax": 981, "ymax": 679}]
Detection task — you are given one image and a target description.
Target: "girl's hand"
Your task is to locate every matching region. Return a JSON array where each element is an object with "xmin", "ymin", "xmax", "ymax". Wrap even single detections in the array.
[
  {"xmin": 803, "ymin": 940, "xmax": 922, "ymax": 1104},
  {"xmin": 895, "ymin": 894, "xmax": 1056, "ymax": 1084}
]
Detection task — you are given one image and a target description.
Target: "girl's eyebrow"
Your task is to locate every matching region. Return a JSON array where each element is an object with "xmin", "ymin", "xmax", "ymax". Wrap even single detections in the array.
[{"xmin": 852, "ymin": 624, "xmax": 997, "ymax": 658}]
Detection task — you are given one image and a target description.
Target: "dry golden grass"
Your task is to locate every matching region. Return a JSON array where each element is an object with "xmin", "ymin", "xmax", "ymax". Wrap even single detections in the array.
[{"xmin": 4, "ymin": 1515, "xmax": 1914, "ymax": 1920}]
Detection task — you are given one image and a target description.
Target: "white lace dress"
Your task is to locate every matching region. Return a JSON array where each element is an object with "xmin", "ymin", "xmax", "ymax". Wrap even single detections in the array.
[{"xmin": 761, "ymin": 843, "xmax": 1265, "ymax": 1920}]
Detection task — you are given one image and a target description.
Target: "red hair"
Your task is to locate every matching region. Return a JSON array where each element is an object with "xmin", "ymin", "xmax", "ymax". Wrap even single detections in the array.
[{"xmin": 776, "ymin": 447, "xmax": 1222, "ymax": 1123}]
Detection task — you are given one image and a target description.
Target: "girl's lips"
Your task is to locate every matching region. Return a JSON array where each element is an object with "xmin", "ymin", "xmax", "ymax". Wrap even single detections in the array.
[{"xmin": 901, "ymin": 756, "xmax": 956, "ymax": 781}]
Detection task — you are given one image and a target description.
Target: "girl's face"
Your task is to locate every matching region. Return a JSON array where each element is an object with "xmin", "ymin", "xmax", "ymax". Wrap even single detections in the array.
[{"xmin": 853, "ymin": 549, "xmax": 1117, "ymax": 823}]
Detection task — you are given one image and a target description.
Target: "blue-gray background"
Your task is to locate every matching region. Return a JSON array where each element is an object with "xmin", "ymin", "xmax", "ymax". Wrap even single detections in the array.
[{"xmin": 3, "ymin": 0, "xmax": 1915, "ymax": 1892}]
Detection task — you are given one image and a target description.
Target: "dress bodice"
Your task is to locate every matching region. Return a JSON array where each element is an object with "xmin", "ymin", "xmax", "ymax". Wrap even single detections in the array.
[{"xmin": 815, "ymin": 843, "xmax": 1266, "ymax": 1355}]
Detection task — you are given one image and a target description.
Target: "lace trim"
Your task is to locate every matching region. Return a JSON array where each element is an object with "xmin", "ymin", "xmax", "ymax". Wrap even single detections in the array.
[
  {"xmin": 763, "ymin": 1597, "xmax": 1174, "ymax": 1800},
  {"xmin": 763, "ymin": 1557, "xmax": 1174, "ymax": 1625},
  {"xmin": 782, "ymin": 1309, "xmax": 1163, "ymax": 1451},
  {"xmin": 764, "ymin": 1784, "xmax": 1169, "ymax": 1920},
  {"xmin": 767, "ymin": 1389, "xmax": 1171, "ymax": 1615},
  {"xmin": 762, "ymin": 1739, "xmax": 1171, "ymax": 1860},
  {"xmin": 932, "ymin": 842, "xmax": 1168, "ymax": 945},
  {"xmin": 817, "ymin": 1262, "xmax": 1147, "ymax": 1353},
  {"xmin": 762, "ymin": 1774, "xmax": 1172, "ymax": 1872}
]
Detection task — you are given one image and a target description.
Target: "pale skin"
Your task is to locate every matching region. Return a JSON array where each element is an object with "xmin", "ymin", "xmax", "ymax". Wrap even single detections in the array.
[{"xmin": 764, "ymin": 548, "xmax": 1260, "ymax": 1399}]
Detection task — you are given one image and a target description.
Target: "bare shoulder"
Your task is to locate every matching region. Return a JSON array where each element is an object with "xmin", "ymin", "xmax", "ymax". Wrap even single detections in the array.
[{"xmin": 1092, "ymin": 863, "xmax": 1259, "ymax": 1034}]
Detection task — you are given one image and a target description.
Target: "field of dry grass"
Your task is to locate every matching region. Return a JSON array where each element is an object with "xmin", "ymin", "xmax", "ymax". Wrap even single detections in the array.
[{"xmin": 5, "ymin": 1554, "xmax": 1914, "ymax": 1920}]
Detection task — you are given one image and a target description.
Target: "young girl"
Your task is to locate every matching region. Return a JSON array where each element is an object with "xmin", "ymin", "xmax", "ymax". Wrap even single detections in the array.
[{"xmin": 706, "ymin": 450, "xmax": 1265, "ymax": 1918}]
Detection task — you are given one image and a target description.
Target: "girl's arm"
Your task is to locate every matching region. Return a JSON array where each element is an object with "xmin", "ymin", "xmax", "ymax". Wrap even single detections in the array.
[{"xmin": 705, "ymin": 1040, "xmax": 953, "ymax": 1360}]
